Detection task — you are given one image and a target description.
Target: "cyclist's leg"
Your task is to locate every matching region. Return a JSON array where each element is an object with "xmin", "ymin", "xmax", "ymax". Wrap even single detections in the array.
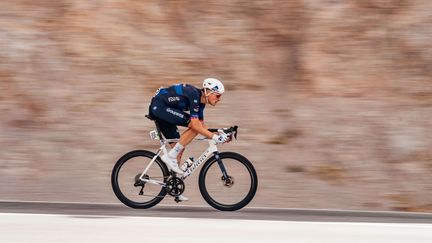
[
  {"xmin": 173, "ymin": 128, "xmax": 198, "ymax": 164},
  {"xmin": 154, "ymin": 119, "xmax": 181, "ymax": 143},
  {"xmin": 158, "ymin": 123, "xmax": 188, "ymax": 163},
  {"xmin": 150, "ymin": 100, "xmax": 191, "ymax": 162},
  {"xmin": 149, "ymin": 100, "xmax": 192, "ymax": 200},
  {"xmin": 149, "ymin": 99, "xmax": 186, "ymax": 141}
]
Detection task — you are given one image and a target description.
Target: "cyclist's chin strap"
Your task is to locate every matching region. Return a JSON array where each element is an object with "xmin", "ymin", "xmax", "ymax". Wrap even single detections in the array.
[{"xmin": 204, "ymin": 89, "xmax": 211, "ymax": 104}]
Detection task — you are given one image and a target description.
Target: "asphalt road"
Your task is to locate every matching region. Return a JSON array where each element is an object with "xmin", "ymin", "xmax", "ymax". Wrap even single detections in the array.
[{"xmin": 1, "ymin": 201, "xmax": 432, "ymax": 223}]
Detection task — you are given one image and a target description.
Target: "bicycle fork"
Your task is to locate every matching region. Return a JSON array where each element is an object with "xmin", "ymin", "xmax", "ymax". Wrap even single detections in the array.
[{"xmin": 214, "ymin": 152, "xmax": 229, "ymax": 181}]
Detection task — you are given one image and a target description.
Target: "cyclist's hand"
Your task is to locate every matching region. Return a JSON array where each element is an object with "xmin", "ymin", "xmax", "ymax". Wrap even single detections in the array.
[{"xmin": 212, "ymin": 133, "xmax": 228, "ymax": 144}]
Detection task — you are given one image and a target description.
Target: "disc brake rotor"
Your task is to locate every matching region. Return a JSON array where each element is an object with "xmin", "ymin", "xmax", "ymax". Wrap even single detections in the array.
[{"xmin": 221, "ymin": 175, "xmax": 234, "ymax": 188}]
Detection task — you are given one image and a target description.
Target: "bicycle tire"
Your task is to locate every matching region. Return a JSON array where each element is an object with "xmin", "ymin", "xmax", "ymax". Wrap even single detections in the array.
[
  {"xmin": 199, "ymin": 152, "xmax": 258, "ymax": 211},
  {"xmin": 111, "ymin": 150, "xmax": 169, "ymax": 209}
]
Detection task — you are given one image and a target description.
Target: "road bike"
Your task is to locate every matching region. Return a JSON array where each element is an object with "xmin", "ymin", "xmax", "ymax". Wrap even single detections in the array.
[{"xmin": 111, "ymin": 115, "xmax": 258, "ymax": 211}]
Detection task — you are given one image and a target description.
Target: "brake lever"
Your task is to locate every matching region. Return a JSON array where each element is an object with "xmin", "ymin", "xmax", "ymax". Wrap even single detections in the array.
[{"xmin": 217, "ymin": 126, "xmax": 239, "ymax": 140}]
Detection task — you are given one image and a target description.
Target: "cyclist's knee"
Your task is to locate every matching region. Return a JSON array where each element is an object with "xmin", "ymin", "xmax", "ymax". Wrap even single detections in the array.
[{"xmin": 190, "ymin": 129, "xmax": 198, "ymax": 136}]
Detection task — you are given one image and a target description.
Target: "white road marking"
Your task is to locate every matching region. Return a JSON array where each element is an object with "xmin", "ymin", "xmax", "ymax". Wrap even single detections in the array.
[{"xmin": 0, "ymin": 213, "xmax": 431, "ymax": 243}]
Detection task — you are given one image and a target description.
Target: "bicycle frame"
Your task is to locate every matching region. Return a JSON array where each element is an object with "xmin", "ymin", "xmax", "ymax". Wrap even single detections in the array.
[{"xmin": 138, "ymin": 136, "xmax": 225, "ymax": 187}]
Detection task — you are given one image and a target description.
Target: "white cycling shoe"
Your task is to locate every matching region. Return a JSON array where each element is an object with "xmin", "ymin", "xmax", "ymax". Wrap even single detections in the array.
[
  {"xmin": 176, "ymin": 195, "xmax": 189, "ymax": 202},
  {"xmin": 160, "ymin": 154, "xmax": 184, "ymax": 175}
]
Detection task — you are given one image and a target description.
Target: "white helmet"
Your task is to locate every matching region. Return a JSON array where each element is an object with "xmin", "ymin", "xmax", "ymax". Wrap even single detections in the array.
[{"xmin": 202, "ymin": 78, "xmax": 225, "ymax": 94}]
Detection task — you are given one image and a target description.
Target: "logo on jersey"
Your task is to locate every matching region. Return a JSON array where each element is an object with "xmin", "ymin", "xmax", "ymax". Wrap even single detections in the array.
[
  {"xmin": 193, "ymin": 99, "xmax": 198, "ymax": 103},
  {"xmin": 168, "ymin": 97, "xmax": 180, "ymax": 102}
]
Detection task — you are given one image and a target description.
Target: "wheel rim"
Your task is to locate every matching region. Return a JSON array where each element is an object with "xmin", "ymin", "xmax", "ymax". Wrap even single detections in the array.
[
  {"xmin": 201, "ymin": 157, "xmax": 256, "ymax": 208},
  {"xmin": 114, "ymin": 155, "xmax": 167, "ymax": 206}
]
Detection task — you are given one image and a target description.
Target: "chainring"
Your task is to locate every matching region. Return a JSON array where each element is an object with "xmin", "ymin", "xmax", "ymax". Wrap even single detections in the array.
[{"xmin": 165, "ymin": 177, "xmax": 185, "ymax": 197}]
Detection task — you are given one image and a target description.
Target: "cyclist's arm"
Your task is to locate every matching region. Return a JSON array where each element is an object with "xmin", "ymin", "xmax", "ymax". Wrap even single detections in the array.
[
  {"xmin": 186, "ymin": 88, "xmax": 214, "ymax": 137},
  {"xmin": 188, "ymin": 118, "xmax": 214, "ymax": 138},
  {"xmin": 200, "ymin": 120, "xmax": 207, "ymax": 129}
]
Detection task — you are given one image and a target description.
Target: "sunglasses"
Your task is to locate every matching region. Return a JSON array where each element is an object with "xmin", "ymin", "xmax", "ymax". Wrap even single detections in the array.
[{"xmin": 214, "ymin": 93, "xmax": 222, "ymax": 99}]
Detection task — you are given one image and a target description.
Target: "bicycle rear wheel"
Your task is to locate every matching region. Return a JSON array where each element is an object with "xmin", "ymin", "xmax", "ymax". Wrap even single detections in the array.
[
  {"xmin": 111, "ymin": 150, "xmax": 169, "ymax": 209},
  {"xmin": 199, "ymin": 152, "xmax": 258, "ymax": 211}
]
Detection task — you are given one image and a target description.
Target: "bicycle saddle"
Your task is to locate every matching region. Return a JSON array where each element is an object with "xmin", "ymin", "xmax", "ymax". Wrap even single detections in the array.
[{"xmin": 145, "ymin": 114, "xmax": 155, "ymax": 120}]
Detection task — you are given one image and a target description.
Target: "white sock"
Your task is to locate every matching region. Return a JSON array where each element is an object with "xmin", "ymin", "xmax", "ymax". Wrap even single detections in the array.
[{"xmin": 168, "ymin": 143, "xmax": 184, "ymax": 159}]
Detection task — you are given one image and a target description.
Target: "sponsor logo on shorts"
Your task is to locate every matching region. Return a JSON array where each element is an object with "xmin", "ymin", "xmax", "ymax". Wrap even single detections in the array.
[{"xmin": 166, "ymin": 108, "xmax": 184, "ymax": 118}]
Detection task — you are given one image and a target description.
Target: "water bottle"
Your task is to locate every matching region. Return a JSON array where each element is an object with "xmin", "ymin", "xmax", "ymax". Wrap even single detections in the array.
[{"xmin": 181, "ymin": 157, "xmax": 194, "ymax": 171}]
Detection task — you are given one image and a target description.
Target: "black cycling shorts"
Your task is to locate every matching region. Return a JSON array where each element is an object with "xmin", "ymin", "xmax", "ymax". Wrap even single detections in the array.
[{"xmin": 149, "ymin": 98, "xmax": 191, "ymax": 139}]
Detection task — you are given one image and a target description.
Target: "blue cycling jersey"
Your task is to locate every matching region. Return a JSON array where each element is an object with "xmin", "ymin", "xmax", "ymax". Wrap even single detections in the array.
[{"xmin": 153, "ymin": 84, "xmax": 205, "ymax": 120}]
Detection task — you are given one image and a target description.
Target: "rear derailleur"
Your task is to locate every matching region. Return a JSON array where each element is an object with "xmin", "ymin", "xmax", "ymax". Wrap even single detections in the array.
[{"xmin": 134, "ymin": 174, "xmax": 149, "ymax": 195}]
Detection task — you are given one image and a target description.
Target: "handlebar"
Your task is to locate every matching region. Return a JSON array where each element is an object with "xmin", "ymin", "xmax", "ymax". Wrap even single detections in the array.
[{"xmin": 208, "ymin": 126, "xmax": 238, "ymax": 140}]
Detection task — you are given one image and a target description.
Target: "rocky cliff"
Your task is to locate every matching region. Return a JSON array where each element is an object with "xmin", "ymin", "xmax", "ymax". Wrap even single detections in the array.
[{"xmin": 1, "ymin": 0, "xmax": 431, "ymax": 211}]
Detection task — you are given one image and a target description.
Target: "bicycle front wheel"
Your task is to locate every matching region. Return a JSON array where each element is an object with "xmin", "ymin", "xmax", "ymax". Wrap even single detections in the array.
[
  {"xmin": 111, "ymin": 150, "xmax": 169, "ymax": 209},
  {"xmin": 199, "ymin": 152, "xmax": 258, "ymax": 211}
]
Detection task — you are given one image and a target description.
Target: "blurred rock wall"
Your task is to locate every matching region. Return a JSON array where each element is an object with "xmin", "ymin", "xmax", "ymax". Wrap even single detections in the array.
[{"xmin": 0, "ymin": 0, "xmax": 431, "ymax": 211}]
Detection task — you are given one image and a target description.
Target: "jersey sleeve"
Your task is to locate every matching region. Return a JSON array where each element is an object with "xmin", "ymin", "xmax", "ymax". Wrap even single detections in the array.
[
  {"xmin": 199, "ymin": 103, "xmax": 205, "ymax": 120},
  {"xmin": 189, "ymin": 89, "xmax": 201, "ymax": 119}
]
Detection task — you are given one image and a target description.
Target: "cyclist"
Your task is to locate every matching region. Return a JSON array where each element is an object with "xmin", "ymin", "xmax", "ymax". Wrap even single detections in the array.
[{"xmin": 148, "ymin": 78, "xmax": 229, "ymax": 201}]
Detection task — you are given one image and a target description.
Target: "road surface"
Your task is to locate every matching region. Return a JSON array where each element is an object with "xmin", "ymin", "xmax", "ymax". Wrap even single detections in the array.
[{"xmin": 1, "ymin": 201, "xmax": 432, "ymax": 243}]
